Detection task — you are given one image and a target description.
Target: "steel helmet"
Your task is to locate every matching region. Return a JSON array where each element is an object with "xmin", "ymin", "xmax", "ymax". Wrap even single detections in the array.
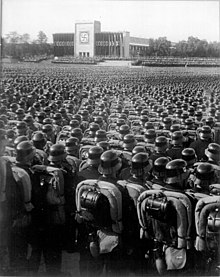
[
  {"xmin": 94, "ymin": 116, "xmax": 104, "ymax": 126},
  {"xmin": 48, "ymin": 144, "xmax": 67, "ymax": 162},
  {"xmin": 94, "ymin": 129, "xmax": 108, "ymax": 143},
  {"xmin": 171, "ymin": 131, "xmax": 184, "ymax": 144},
  {"xmin": 72, "ymin": 114, "xmax": 82, "ymax": 123},
  {"xmin": 131, "ymin": 152, "xmax": 151, "ymax": 175},
  {"xmin": 123, "ymin": 134, "xmax": 137, "ymax": 149},
  {"xmin": 99, "ymin": 150, "xmax": 122, "ymax": 174},
  {"xmin": 165, "ymin": 159, "xmax": 189, "ymax": 187},
  {"xmin": 155, "ymin": 136, "xmax": 168, "ymax": 149},
  {"xmin": 140, "ymin": 115, "xmax": 149, "ymax": 124},
  {"xmin": 24, "ymin": 115, "xmax": 34, "ymax": 125},
  {"xmin": 42, "ymin": 124, "xmax": 53, "ymax": 134},
  {"xmin": 181, "ymin": 148, "xmax": 197, "ymax": 167},
  {"xmin": 170, "ymin": 124, "xmax": 181, "ymax": 133},
  {"xmin": 69, "ymin": 119, "xmax": 80, "ymax": 129},
  {"xmin": 16, "ymin": 121, "xmax": 28, "ymax": 135},
  {"xmin": 153, "ymin": 156, "xmax": 171, "ymax": 178},
  {"xmin": 65, "ymin": 137, "xmax": 79, "ymax": 153},
  {"xmin": 6, "ymin": 129, "xmax": 15, "ymax": 140},
  {"xmin": 132, "ymin": 146, "xmax": 146, "ymax": 156},
  {"xmin": 205, "ymin": 117, "xmax": 215, "ymax": 128},
  {"xmin": 43, "ymin": 118, "xmax": 53, "ymax": 125},
  {"xmin": 14, "ymin": 135, "xmax": 29, "ymax": 148},
  {"xmin": 205, "ymin": 143, "xmax": 220, "ymax": 162},
  {"xmin": 89, "ymin": 122, "xmax": 100, "ymax": 132},
  {"xmin": 116, "ymin": 118, "xmax": 126, "ymax": 127},
  {"xmin": 15, "ymin": 108, "xmax": 25, "ymax": 116},
  {"xmin": 195, "ymin": 163, "xmax": 215, "ymax": 181},
  {"xmin": 87, "ymin": 146, "xmax": 104, "ymax": 165},
  {"xmin": 70, "ymin": 127, "xmax": 83, "ymax": 139},
  {"xmin": 32, "ymin": 131, "xmax": 47, "ymax": 149},
  {"xmin": 199, "ymin": 125, "xmax": 212, "ymax": 140},
  {"xmin": 119, "ymin": 124, "xmax": 130, "ymax": 136},
  {"xmin": 144, "ymin": 129, "xmax": 156, "ymax": 141},
  {"xmin": 16, "ymin": 141, "xmax": 36, "ymax": 163},
  {"xmin": 144, "ymin": 122, "xmax": 155, "ymax": 130}
]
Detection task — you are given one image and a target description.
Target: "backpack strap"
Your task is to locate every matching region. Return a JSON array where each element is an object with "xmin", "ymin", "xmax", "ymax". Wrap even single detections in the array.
[
  {"xmin": 163, "ymin": 191, "xmax": 193, "ymax": 249},
  {"xmin": 165, "ymin": 196, "xmax": 187, "ymax": 249},
  {"xmin": 11, "ymin": 166, "xmax": 34, "ymax": 212},
  {"xmin": 97, "ymin": 180, "xmax": 123, "ymax": 234}
]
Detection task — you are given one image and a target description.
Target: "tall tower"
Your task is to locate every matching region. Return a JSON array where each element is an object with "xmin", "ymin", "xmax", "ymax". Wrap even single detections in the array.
[{"xmin": 74, "ymin": 20, "xmax": 101, "ymax": 57}]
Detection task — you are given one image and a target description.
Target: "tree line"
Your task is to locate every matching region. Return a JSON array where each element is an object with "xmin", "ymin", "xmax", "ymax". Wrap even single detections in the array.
[
  {"xmin": 1, "ymin": 31, "xmax": 53, "ymax": 59},
  {"xmin": 1, "ymin": 31, "xmax": 220, "ymax": 59}
]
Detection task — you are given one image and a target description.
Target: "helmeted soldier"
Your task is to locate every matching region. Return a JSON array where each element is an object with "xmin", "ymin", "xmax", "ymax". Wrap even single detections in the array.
[
  {"xmin": 123, "ymin": 134, "xmax": 137, "ymax": 152},
  {"xmin": 15, "ymin": 108, "xmax": 25, "ymax": 121},
  {"xmin": 190, "ymin": 125, "xmax": 213, "ymax": 161},
  {"xmin": 192, "ymin": 163, "xmax": 217, "ymax": 194},
  {"xmin": 11, "ymin": 141, "xmax": 36, "ymax": 274},
  {"xmin": 166, "ymin": 131, "xmax": 184, "ymax": 160},
  {"xmin": 98, "ymin": 150, "xmax": 122, "ymax": 184},
  {"xmin": 47, "ymin": 143, "xmax": 78, "ymax": 254},
  {"xmin": 42, "ymin": 123, "xmax": 56, "ymax": 144},
  {"xmin": 78, "ymin": 146, "xmax": 103, "ymax": 180},
  {"xmin": 143, "ymin": 128, "xmax": 156, "ymax": 154},
  {"xmin": 65, "ymin": 137, "xmax": 81, "ymax": 171},
  {"xmin": 151, "ymin": 157, "xmax": 171, "ymax": 189},
  {"xmin": 118, "ymin": 124, "xmax": 130, "ymax": 141},
  {"xmin": 181, "ymin": 148, "xmax": 197, "ymax": 169},
  {"xmin": 71, "ymin": 127, "xmax": 83, "ymax": 143},
  {"xmin": 94, "ymin": 129, "xmax": 108, "ymax": 144},
  {"xmin": 204, "ymin": 143, "xmax": 220, "ymax": 166},
  {"xmin": 149, "ymin": 136, "xmax": 169, "ymax": 164},
  {"xmin": 31, "ymin": 131, "xmax": 49, "ymax": 165},
  {"xmin": 15, "ymin": 121, "xmax": 31, "ymax": 139},
  {"xmin": 23, "ymin": 115, "xmax": 39, "ymax": 133},
  {"xmin": 85, "ymin": 122, "xmax": 100, "ymax": 138},
  {"xmin": 125, "ymin": 152, "xmax": 152, "ymax": 187},
  {"xmin": 164, "ymin": 159, "xmax": 190, "ymax": 191}
]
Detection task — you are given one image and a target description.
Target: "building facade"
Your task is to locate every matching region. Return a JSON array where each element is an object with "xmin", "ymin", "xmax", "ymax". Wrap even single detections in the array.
[{"xmin": 53, "ymin": 20, "xmax": 149, "ymax": 58}]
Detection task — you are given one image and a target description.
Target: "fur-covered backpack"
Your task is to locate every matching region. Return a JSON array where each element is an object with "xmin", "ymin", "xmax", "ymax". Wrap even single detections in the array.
[
  {"xmin": 75, "ymin": 179, "xmax": 123, "ymax": 257},
  {"xmin": 137, "ymin": 189, "xmax": 193, "ymax": 274},
  {"xmin": 195, "ymin": 195, "xmax": 220, "ymax": 252}
]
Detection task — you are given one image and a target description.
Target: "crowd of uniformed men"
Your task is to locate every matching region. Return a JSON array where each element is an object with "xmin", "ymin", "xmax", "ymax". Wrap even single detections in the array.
[{"xmin": 0, "ymin": 64, "xmax": 220, "ymax": 276}]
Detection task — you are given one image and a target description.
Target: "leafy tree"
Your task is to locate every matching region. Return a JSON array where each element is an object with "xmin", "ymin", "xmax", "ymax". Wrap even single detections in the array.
[
  {"xmin": 37, "ymin": 31, "xmax": 48, "ymax": 44},
  {"xmin": 5, "ymin": 31, "xmax": 21, "ymax": 43},
  {"xmin": 21, "ymin": 33, "xmax": 30, "ymax": 44}
]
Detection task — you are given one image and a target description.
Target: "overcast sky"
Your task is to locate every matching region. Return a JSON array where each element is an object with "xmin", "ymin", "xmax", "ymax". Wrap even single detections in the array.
[{"xmin": 2, "ymin": 0, "xmax": 219, "ymax": 43}]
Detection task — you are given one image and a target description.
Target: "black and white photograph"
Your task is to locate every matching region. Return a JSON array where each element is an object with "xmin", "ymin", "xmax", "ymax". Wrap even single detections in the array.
[{"xmin": 0, "ymin": 0, "xmax": 220, "ymax": 276}]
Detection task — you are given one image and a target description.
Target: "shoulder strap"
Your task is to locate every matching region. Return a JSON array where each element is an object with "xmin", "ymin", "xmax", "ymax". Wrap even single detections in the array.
[{"xmin": 163, "ymin": 191, "xmax": 193, "ymax": 249}]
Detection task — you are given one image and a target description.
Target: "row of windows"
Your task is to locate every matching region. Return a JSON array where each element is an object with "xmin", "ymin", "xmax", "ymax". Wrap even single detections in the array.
[
  {"xmin": 95, "ymin": 41, "xmax": 121, "ymax": 47},
  {"xmin": 129, "ymin": 46, "xmax": 148, "ymax": 51},
  {"xmin": 54, "ymin": 41, "xmax": 74, "ymax": 47}
]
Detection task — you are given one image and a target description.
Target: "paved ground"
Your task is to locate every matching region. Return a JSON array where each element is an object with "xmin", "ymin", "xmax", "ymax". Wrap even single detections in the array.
[{"xmin": 38, "ymin": 251, "xmax": 80, "ymax": 276}]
